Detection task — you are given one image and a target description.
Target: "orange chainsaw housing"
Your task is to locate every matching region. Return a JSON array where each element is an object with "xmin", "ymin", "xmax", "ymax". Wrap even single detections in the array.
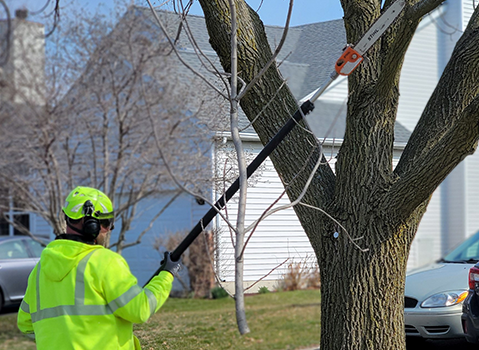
[{"xmin": 335, "ymin": 46, "xmax": 363, "ymax": 76}]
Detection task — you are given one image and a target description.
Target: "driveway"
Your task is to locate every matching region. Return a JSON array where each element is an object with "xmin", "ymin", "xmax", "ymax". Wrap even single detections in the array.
[
  {"xmin": 299, "ymin": 338, "xmax": 476, "ymax": 350},
  {"xmin": 406, "ymin": 338, "xmax": 476, "ymax": 349}
]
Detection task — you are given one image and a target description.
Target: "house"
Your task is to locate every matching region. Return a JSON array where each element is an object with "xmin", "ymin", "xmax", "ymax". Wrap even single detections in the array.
[{"xmin": 2, "ymin": 1, "xmax": 478, "ymax": 293}]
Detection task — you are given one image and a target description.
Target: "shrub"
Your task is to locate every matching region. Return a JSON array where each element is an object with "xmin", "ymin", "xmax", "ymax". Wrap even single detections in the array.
[
  {"xmin": 279, "ymin": 256, "xmax": 321, "ymax": 291},
  {"xmin": 154, "ymin": 230, "xmax": 216, "ymax": 298},
  {"xmin": 211, "ymin": 286, "xmax": 229, "ymax": 299},
  {"xmin": 258, "ymin": 286, "xmax": 270, "ymax": 294}
]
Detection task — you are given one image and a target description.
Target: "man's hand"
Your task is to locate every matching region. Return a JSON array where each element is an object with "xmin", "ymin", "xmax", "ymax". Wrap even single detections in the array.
[{"xmin": 160, "ymin": 251, "xmax": 181, "ymax": 276}]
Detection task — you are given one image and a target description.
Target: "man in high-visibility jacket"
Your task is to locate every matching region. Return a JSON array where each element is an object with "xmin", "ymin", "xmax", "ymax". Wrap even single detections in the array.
[{"xmin": 17, "ymin": 186, "xmax": 180, "ymax": 349}]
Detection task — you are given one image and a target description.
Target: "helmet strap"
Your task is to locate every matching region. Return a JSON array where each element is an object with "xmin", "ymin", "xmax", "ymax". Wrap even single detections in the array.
[
  {"xmin": 65, "ymin": 218, "xmax": 83, "ymax": 234},
  {"xmin": 65, "ymin": 214, "xmax": 100, "ymax": 243}
]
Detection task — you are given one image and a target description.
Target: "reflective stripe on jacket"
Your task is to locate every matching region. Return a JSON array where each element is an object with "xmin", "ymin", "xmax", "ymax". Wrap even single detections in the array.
[{"xmin": 17, "ymin": 239, "xmax": 173, "ymax": 350}]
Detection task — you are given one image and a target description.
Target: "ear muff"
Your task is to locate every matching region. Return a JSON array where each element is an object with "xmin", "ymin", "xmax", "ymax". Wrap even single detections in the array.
[
  {"xmin": 82, "ymin": 200, "xmax": 101, "ymax": 239},
  {"xmin": 83, "ymin": 216, "xmax": 101, "ymax": 239}
]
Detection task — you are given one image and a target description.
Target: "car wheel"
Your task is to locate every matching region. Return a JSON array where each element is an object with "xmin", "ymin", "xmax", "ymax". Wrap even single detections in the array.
[
  {"xmin": 406, "ymin": 336, "xmax": 426, "ymax": 349},
  {"xmin": 0, "ymin": 289, "xmax": 3, "ymax": 313}
]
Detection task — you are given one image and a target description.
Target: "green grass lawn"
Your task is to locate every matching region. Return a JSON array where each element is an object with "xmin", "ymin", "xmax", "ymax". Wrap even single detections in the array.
[{"xmin": 0, "ymin": 290, "xmax": 321, "ymax": 350}]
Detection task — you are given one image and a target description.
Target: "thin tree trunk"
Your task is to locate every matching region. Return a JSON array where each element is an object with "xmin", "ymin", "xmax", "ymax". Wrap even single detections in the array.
[{"xmin": 228, "ymin": 0, "xmax": 250, "ymax": 335}]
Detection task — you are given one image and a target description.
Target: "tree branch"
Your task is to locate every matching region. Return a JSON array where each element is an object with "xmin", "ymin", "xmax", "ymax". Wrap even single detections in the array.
[
  {"xmin": 409, "ymin": 0, "xmax": 445, "ymax": 22},
  {"xmin": 236, "ymin": 0, "xmax": 294, "ymax": 100},
  {"xmin": 394, "ymin": 7, "xmax": 479, "ymax": 166},
  {"xmin": 145, "ymin": 0, "xmax": 228, "ymax": 99},
  {"xmin": 387, "ymin": 95, "xmax": 479, "ymax": 219}
]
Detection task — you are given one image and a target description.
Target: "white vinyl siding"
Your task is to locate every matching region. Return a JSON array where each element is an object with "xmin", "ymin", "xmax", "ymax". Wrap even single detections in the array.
[
  {"xmin": 397, "ymin": 12, "xmax": 440, "ymax": 132},
  {"xmin": 408, "ymin": 189, "xmax": 442, "ymax": 269},
  {"xmin": 441, "ymin": 165, "xmax": 467, "ymax": 254},
  {"xmin": 462, "ymin": 0, "xmax": 476, "ymax": 30},
  {"xmin": 31, "ymin": 216, "xmax": 54, "ymax": 240},
  {"xmin": 405, "ymin": 0, "xmax": 478, "ymax": 266},
  {"xmin": 214, "ymin": 142, "xmax": 327, "ymax": 283},
  {"xmin": 214, "ymin": 136, "xmax": 448, "ymax": 277},
  {"xmin": 317, "ymin": 76, "xmax": 348, "ymax": 103},
  {"xmin": 465, "ymin": 152, "xmax": 479, "ymax": 238},
  {"xmin": 437, "ymin": 1, "xmax": 469, "ymax": 70}
]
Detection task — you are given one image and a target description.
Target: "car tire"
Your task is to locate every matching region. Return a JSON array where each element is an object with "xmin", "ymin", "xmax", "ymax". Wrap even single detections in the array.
[
  {"xmin": 406, "ymin": 336, "xmax": 426, "ymax": 349},
  {"xmin": 0, "ymin": 289, "xmax": 3, "ymax": 314}
]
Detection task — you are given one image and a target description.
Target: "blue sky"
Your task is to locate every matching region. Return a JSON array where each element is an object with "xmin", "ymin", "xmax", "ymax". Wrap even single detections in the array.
[
  {"xmin": 186, "ymin": 0, "xmax": 344, "ymax": 26},
  {"xmin": 5, "ymin": 0, "xmax": 344, "ymax": 26}
]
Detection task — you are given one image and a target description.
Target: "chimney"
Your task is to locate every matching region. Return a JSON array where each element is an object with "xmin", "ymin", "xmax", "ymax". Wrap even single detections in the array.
[
  {"xmin": 0, "ymin": 9, "xmax": 45, "ymax": 106},
  {"xmin": 15, "ymin": 9, "xmax": 29, "ymax": 20}
]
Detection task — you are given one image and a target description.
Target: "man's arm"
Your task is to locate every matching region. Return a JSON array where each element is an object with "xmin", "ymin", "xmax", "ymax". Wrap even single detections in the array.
[
  {"xmin": 98, "ymin": 251, "xmax": 174, "ymax": 324},
  {"xmin": 17, "ymin": 268, "xmax": 36, "ymax": 339}
]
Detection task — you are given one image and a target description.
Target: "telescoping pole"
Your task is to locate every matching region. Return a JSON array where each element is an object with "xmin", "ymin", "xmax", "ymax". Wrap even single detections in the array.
[
  {"xmin": 144, "ymin": 73, "xmax": 339, "ymax": 286},
  {"xmin": 170, "ymin": 98, "xmax": 317, "ymax": 261},
  {"xmin": 143, "ymin": 93, "xmax": 325, "ymax": 286}
]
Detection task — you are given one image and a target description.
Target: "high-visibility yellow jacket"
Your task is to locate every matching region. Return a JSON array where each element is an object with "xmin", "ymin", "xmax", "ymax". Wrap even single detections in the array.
[{"xmin": 17, "ymin": 239, "xmax": 173, "ymax": 350}]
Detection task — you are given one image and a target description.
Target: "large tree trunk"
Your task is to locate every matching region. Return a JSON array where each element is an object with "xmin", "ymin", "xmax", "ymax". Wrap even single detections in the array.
[{"xmin": 198, "ymin": 0, "xmax": 479, "ymax": 348}]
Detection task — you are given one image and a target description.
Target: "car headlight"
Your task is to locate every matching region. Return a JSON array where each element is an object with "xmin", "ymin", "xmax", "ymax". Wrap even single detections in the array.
[{"xmin": 420, "ymin": 290, "xmax": 468, "ymax": 308}]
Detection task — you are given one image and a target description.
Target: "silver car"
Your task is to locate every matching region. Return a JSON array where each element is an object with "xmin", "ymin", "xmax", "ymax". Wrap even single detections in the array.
[
  {"xmin": 0, "ymin": 236, "xmax": 46, "ymax": 312},
  {"xmin": 404, "ymin": 230, "xmax": 479, "ymax": 340}
]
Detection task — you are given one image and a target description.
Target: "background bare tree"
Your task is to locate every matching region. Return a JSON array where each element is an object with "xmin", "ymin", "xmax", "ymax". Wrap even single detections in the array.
[
  {"xmin": 0, "ymin": 3, "xmax": 218, "ymax": 254},
  {"xmin": 194, "ymin": 0, "xmax": 479, "ymax": 349}
]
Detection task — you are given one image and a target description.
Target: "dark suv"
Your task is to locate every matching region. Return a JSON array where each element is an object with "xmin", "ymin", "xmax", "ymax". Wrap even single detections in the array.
[{"xmin": 462, "ymin": 263, "xmax": 479, "ymax": 343}]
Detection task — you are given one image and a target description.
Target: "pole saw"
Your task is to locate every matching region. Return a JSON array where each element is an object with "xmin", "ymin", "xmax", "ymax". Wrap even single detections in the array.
[{"xmin": 144, "ymin": 0, "xmax": 406, "ymax": 286}]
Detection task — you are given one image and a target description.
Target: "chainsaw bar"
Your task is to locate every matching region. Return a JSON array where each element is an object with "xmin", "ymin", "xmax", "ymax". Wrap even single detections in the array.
[
  {"xmin": 335, "ymin": 0, "xmax": 406, "ymax": 76},
  {"xmin": 355, "ymin": 0, "xmax": 406, "ymax": 55}
]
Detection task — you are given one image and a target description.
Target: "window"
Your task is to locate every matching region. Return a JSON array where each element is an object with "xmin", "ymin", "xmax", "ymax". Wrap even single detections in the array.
[
  {"xmin": 0, "ymin": 240, "xmax": 30, "ymax": 259},
  {"xmin": 0, "ymin": 213, "xmax": 30, "ymax": 236},
  {"xmin": 25, "ymin": 238, "xmax": 45, "ymax": 258},
  {"xmin": 0, "ymin": 218, "xmax": 8, "ymax": 236}
]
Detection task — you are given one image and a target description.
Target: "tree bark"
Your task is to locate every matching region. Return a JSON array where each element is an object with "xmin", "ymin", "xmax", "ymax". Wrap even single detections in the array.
[{"xmin": 198, "ymin": 0, "xmax": 479, "ymax": 348}]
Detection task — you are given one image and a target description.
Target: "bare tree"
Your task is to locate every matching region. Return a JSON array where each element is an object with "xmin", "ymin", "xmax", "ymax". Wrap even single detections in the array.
[
  {"xmin": 0, "ymin": 3, "xmax": 217, "ymax": 254},
  {"xmin": 191, "ymin": 0, "xmax": 479, "ymax": 349}
]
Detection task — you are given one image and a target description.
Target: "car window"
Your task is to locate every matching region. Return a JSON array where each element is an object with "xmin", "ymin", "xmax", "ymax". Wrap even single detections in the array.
[
  {"xmin": 0, "ymin": 240, "xmax": 30, "ymax": 259},
  {"xmin": 25, "ymin": 239, "xmax": 45, "ymax": 258},
  {"xmin": 443, "ymin": 231, "xmax": 479, "ymax": 262}
]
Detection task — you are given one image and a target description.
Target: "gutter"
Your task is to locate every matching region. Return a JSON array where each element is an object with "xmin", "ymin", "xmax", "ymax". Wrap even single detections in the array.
[{"xmin": 215, "ymin": 131, "xmax": 407, "ymax": 150}]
